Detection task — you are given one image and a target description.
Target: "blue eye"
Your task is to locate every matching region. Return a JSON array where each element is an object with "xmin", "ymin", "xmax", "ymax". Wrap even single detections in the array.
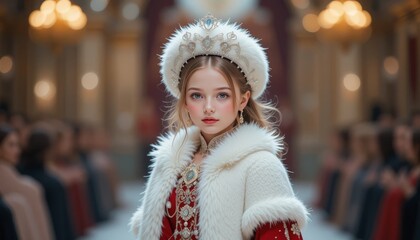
[
  {"xmin": 217, "ymin": 92, "xmax": 230, "ymax": 99},
  {"xmin": 190, "ymin": 93, "xmax": 202, "ymax": 99}
]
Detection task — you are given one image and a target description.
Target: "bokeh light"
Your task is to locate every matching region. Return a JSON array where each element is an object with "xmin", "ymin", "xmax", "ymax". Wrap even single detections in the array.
[
  {"xmin": 343, "ymin": 73, "xmax": 361, "ymax": 91},
  {"xmin": 81, "ymin": 72, "xmax": 99, "ymax": 90},
  {"xmin": 384, "ymin": 56, "xmax": 399, "ymax": 76},
  {"xmin": 122, "ymin": 2, "xmax": 140, "ymax": 20},
  {"xmin": 0, "ymin": 56, "xmax": 13, "ymax": 74},
  {"xmin": 29, "ymin": 0, "xmax": 87, "ymax": 30},
  {"xmin": 317, "ymin": 0, "xmax": 371, "ymax": 30},
  {"xmin": 303, "ymin": 14, "xmax": 320, "ymax": 33},
  {"xmin": 90, "ymin": 0, "xmax": 108, "ymax": 12},
  {"xmin": 34, "ymin": 80, "xmax": 55, "ymax": 99}
]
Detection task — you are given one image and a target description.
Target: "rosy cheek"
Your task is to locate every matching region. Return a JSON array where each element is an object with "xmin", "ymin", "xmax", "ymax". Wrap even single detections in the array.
[
  {"xmin": 186, "ymin": 102, "xmax": 200, "ymax": 115},
  {"xmin": 218, "ymin": 101, "xmax": 235, "ymax": 113}
]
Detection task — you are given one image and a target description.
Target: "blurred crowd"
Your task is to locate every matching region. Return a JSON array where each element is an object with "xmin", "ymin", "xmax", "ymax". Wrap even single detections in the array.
[
  {"xmin": 0, "ymin": 110, "xmax": 120, "ymax": 240},
  {"xmin": 314, "ymin": 110, "xmax": 420, "ymax": 240}
]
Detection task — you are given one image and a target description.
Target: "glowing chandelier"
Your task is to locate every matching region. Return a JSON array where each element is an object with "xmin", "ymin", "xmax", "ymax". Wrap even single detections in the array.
[
  {"xmin": 318, "ymin": 0, "xmax": 371, "ymax": 45},
  {"xmin": 302, "ymin": 0, "xmax": 372, "ymax": 47},
  {"xmin": 28, "ymin": 0, "xmax": 87, "ymax": 45}
]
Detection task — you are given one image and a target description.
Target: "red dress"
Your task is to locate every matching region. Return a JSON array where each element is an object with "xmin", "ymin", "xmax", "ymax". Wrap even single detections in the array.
[
  {"xmin": 159, "ymin": 174, "xmax": 303, "ymax": 240},
  {"xmin": 372, "ymin": 188, "xmax": 404, "ymax": 240}
]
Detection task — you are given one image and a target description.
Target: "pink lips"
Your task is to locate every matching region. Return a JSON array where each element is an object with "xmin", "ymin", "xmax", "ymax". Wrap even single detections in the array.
[{"xmin": 202, "ymin": 118, "xmax": 219, "ymax": 124}]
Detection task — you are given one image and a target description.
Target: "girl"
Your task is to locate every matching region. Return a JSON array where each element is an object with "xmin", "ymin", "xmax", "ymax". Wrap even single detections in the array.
[{"xmin": 130, "ymin": 14, "xmax": 308, "ymax": 240}]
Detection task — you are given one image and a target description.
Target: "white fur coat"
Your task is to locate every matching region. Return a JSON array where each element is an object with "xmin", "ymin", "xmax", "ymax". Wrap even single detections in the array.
[{"xmin": 129, "ymin": 123, "xmax": 308, "ymax": 240}]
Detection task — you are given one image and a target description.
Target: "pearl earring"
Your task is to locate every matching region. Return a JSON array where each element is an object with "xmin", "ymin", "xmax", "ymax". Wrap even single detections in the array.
[{"xmin": 239, "ymin": 110, "xmax": 244, "ymax": 124}]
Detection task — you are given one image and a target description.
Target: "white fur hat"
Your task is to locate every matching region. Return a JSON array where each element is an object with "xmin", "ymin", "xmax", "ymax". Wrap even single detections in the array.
[{"xmin": 159, "ymin": 14, "xmax": 269, "ymax": 99}]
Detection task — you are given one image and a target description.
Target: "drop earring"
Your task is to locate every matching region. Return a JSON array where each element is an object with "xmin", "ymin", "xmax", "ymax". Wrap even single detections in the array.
[{"xmin": 239, "ymin": 110, "xmax": 244, "ymax": 124}]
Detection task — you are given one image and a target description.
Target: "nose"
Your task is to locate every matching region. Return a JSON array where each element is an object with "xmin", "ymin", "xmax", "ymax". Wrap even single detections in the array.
[{"xmin": 204, "ymin": 98, "xmax": 215, "ymax": 114}]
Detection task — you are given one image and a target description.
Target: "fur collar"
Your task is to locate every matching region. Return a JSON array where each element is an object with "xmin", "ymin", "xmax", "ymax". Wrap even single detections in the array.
[
  {"xmin": 149, "ymin": 123, "xmax": 284, "ymax": 174},
  {"xmin": 131, "ymin": 123, "xmax": 287, "ymax": 239}
]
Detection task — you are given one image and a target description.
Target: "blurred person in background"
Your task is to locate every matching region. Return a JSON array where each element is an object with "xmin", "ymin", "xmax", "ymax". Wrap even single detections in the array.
[
  {"xmin": 0, "ymin": 194, "xmax": 18, "ymax": 240},
  {"xmin": 399, "ymin": 128, "xmax": 420, "ymax": 240},
  {"xmin": 74, "ymin": 123, "xmax": 109, "ymax": 223},
  {"xmin": 47, "ymin": 120, "xmax": 93, "ymax": 237},
  {"xmin": 411, "ymin": 110, "xmax": 420, "ymax": 129},
  {"xmin": 332, "ymin": 123, "xmax": 374, "ymax": 227},
  {"xmin": 314, "ymin": 128, "xmax": 349, "ymax": 215},
  {"xmin": 9, "ymin": 113, "xmax": 30, "ymax": 149},
  {"xmin": 90, "ymin": 126, "xmax": 121, "ymax": 210},
  {"xmin": 0, "ymin": 124, "xmax": 53, "ymax": 240},
  {"xmin": 373, "ymin": 125, "xmax": 415, "ymax": 240},
  {"xmin": 18, "ymin": 126, "xmax": 76, "ymax": 240},
  {"xmin": 355, "ymin": 127, "xmax": 394, "ymax": 240}
]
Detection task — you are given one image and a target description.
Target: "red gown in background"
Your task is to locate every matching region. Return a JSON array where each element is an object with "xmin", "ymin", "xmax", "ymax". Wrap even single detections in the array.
[
  {"xmin": 159, "ymin": 175, "xmax": 303, "ymax": 240},
  {"xmin": 372, "ymin": 188, "xmax": 404, "ymax": 240}
]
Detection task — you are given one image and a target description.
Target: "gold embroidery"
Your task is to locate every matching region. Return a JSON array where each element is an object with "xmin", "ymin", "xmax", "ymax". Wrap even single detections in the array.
[
  {"xmin": 283, "ymin": 222, "xmax": 291, "ymax": 240},
  {"xmin": 291, "ymin": 222, "xmax": 301, "ymax": 236}
]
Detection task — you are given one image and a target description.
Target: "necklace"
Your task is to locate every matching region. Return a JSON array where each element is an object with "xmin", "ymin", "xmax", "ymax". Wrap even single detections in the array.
[
  {"xmin": 165, "ymin": 128, "xmax": 237, "ymax": 239},
  {"xmin": 166, "ymin": 162, "xmax": 200, "ymax": 239}
]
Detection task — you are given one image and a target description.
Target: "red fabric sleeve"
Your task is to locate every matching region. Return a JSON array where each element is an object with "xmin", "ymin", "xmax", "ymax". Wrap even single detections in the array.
[
  {"xmin": 160, "ymin": 215, "xmax": 174, "ymax": 240},
  {"xmin": 253, "ymin": 220, "xmax": 303, "ymax": 240}
]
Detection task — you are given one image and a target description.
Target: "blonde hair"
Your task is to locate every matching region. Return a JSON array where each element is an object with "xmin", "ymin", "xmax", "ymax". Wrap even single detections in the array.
[{"xmin": 165, "ymin": 55, "xmax": 279, "ymax": 133}]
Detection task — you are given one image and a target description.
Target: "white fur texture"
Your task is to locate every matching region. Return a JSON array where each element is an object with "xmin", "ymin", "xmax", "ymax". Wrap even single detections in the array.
[
  {"xmin": 160, "ymin": 17, "xmax": 269, "ymax": 99},
  {"xmin": 129, "ymin": 124, "xmax": 309, "ymax": 240}
]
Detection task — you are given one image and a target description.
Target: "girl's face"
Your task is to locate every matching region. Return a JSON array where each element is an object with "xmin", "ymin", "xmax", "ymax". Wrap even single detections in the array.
[
  {"xmin": 0, "ymin": 132, "xmax": 21, "ymax": 165},
  {"xmin": 185, "ymin": 67, "xmax": 249, "ymax": 142}
]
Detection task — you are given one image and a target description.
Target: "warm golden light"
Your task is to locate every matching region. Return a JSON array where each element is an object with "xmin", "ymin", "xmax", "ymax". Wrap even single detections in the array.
[
  {"xmin": 317, "ymin": 0, "xmax": 371, "ymax": 30},
  {"xmin": 363, "ymin": 11, "xmax": 372, "ymax": 26},
  {"xmin": 81, "ymin": 72, "xmax": 99, "ymax": 90},
  {"xmin": 343, "ymin": 73, "xmax": 361, "ymax": 91},
  {"xmin": 0, "ymin": 56, "xmax": 13, "ymax": 74},
  {"xmin": 29, "ymin": 10, "xmax": 46, "ymax": 28},
  {"xmin": 40, "ymin": 0, "xmax": 56, "ymax": 13},
  {"xmin": 384, "ymin": 57, "xmax": 399, "ymax": 76},
  {"xmin": 42, "ymin": 12, "xmax": 57, "ymax": 28},
  {"xmin": 29, "ymin": 0, "xmax": 87, "ymax": 32},
  {"xmin": 318, "ymin": 11, "xmax": 334, "ymax": 29},
  {"xmin": 56, "ymin": 0, "xmax": 71, "ymax": 15},
  {"xmin": 68, "ymin": 13, "xmax": 87, "ymax": 30},
  {"xmin": 65, "ymin": 5, "xmax": 82, "ymax": 22},
  {"xmin": 315, "ymin": 0, "xmax": 372, "ymax": 44},
  {"xmin": 34, "ymin": 80, "xmax": 55, "ymax": 99},
  {"xmin": 343, "ymin": 1, "xmax": 362, "ymax": 16},
  {"xmin": 328, "ymin": 1, "xmax": 344, "ymax": 14},
  {"xmin": 303, "ymin": 14, "xmax": 320, "ymax": 33}
]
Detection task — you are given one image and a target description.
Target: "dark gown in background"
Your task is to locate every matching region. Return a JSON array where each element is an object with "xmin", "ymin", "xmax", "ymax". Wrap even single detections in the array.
[
  {"xmin": 18, "ymin": 162, "xmax": 75, "ymax": 240},
  {"xmin": 0, "ymin": 196, "xmax": 18, "ymax": 240},
  {"xmin": 79, "ymin": 151, "xmax": 109, "ymax": 223},
  {"xmin": 355, "ymin": 183, "xmax": 384, "ymax": 240},
  {"xmin": 401, "ymin": 176, "xmax": 420, "ymax": 240}
]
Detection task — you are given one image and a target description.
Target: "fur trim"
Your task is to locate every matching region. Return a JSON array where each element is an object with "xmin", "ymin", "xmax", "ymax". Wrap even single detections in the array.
[
  {"xmin": 241, "ymin": 197, "xmax": 309, "ymax": 239},
  {"xmin": 160, "ymin": 14, "xmax": 269, "ymax": 99},
  {"xmin": 130, "ymin": 124, "xmax": 308, "ymax": 240},
  {"xmin": 129, "ymin": 206, "xmax": 143, "ymax": 236}
]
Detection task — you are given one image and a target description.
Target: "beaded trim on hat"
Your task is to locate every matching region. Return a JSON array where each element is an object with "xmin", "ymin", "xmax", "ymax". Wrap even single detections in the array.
[{"xmin": 170, "ymin": 14, "xmax": 257, "ymax": 89}]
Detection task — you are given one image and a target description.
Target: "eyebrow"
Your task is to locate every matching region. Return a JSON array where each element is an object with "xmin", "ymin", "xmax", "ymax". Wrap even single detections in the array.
[{"xmin": 187, "ymin": 87, "xmax": 231, "ymax": 91}]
